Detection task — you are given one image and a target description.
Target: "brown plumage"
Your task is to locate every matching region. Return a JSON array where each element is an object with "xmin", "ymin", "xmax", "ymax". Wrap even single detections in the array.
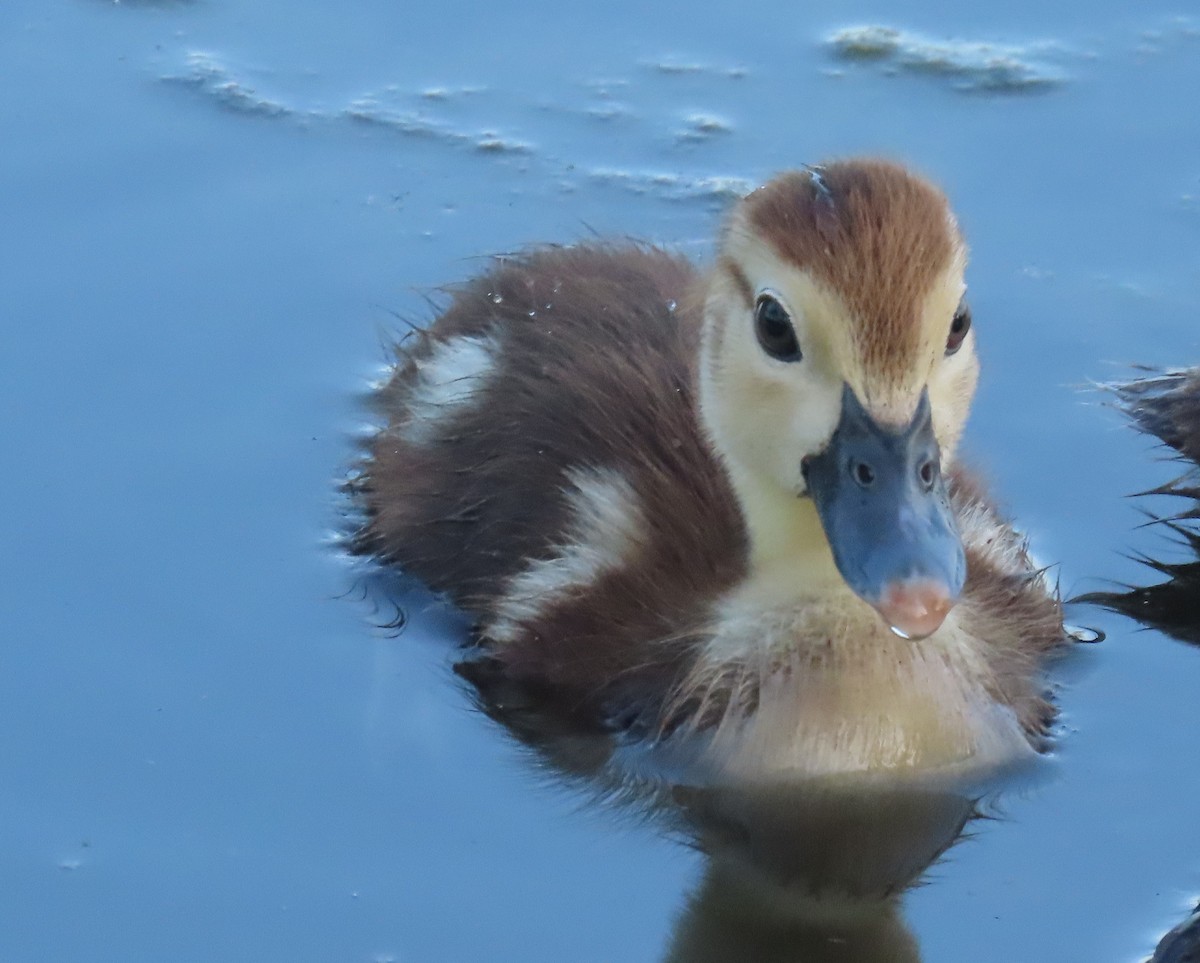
[
  {"xmin": 356, "ymin": 245, "xmax": 746, "ymax": 709},
  {"xmin": 352, "ymin": 158, "xmax": 1065, "ymax": 773},
  {"xmin": 741, "ymin": 160, "xmax": 959, "ymax": 388}
]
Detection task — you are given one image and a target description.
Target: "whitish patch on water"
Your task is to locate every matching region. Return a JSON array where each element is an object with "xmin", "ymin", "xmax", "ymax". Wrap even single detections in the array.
[
  {"xmin": 418, "ymin": 85, "xmax": 486, "ymax": 100},
  {"xmin": 344, "ymin": 97, "xmax": 532, "ymax": 153},
  {"xmin": 164, "ymin": 53, "xmax": 529, "ymax": 153},
  {"xmin": 675, "ymin": 112, "xmax": 733, "ymax": 143},
  {"xmin": 1090, "ymin": 273, "xmax": 1164, "ymax": 300},
  {"xmin": 1135, "ymin": 16, "xmax": 1200, "ymax": 58},
  {"xmin": 164, "ymin": 52, "xmax": 294, "ymax": 116},
  {"xmin": 1020, "ymin": 265, "xmax": 1055, "ymax": 280},
  {"xmin": 642, "ymin": 57, "xmax": 747, "ymax": 79},
  {"xmin": 161, "ymin": 52, "xmax": 766, "ymax": 206},
  {"xmin": 826, "ymin": 25, "xmax": 1068, "ymax": 92},
  {"xmin": 558, "ymin": 79, "xmax": 635, "ymax": 122},
  {"xmin": 584, "ymin": 102, "xmax": 634, "ymax": 121},
  {"xmin": 588, "ymin": 168, "xmax": 755, "ymax": 203},
  {"xmin": 582, "ymin": 78, "xmax": 632, "ymax": 93}
]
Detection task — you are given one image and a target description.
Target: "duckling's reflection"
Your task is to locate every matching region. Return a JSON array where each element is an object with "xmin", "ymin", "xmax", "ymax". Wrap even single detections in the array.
[
  {"xmin": 1078, "ymin": 369, "xmax": 1200, "ymax": 646},
  {"xmin": 664, "ymin": 784, "xmax": 972, "ymax": 963},
  {"xmin": 458, "ymin": 656, "xmax": 1012, "ymax": 963}
]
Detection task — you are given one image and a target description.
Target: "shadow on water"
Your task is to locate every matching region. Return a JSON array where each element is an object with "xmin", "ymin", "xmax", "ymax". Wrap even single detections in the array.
[
  {"xmin": 1073, "ymin": 368, "xmax": 1200, "ymax": 962},
  {"xmin": 456, "ymin": 654, "xmax": 1037, "ymax": 963}
]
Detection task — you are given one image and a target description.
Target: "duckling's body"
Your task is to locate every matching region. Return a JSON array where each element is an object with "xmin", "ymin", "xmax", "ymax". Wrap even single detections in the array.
[
  {"xmin": 355, "ymin": 160, "xmax": 1063, "ymax": 776},
  {"xmin": 362, "ymin": 246, "xmax": 746, "ymax": 696}
]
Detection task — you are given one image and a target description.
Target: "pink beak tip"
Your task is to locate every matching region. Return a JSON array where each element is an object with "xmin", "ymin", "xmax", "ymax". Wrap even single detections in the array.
[{"xmin": 876, "ymin": 580, "xmax": 956, "ymax": 640}]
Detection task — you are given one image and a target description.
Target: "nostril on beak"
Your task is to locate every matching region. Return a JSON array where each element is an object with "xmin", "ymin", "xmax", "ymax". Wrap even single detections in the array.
[
  {"xmin": 917, "ymin": 459, "xmax": 936, "ymax": 491},
  {"xmin": 850, "ymin": 459, "xmax": 876, "ymax": 488}
]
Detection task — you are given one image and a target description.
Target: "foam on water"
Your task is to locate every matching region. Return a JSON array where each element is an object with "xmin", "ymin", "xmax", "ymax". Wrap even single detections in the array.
[
  {"xmin": 161, "ymin": 50, "xmax": 753, "ymax": 206},
  {"xmin": 826, "ymin": 25, "xmax": 1070, "ymax": 92},
  {"xmin": 165, "ymin": 51, "xmax": 294, "ymax": 117},
  {"xmin": 587, "ymin": 168, "xmax": 755, "ymax": 202}
]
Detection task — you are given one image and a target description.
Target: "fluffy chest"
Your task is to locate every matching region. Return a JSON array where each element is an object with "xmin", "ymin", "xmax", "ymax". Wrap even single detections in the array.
[{"xmin": 684, "ymin": 590, "xmax": 1033, "ymax": 777}]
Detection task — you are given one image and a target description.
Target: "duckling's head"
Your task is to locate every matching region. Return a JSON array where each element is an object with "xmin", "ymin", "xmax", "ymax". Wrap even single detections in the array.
[{"xmin": 699, "ymin": 159, "xmax": 977, "ymax": 640}]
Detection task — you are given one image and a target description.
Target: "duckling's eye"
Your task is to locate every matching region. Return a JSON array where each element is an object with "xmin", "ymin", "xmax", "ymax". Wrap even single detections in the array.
[
  {"xmin": 754, "ymin": 295, "xmax": 802, "ymax": 362},
  {"xmin": 945, "ymin": 303, "xmax": 972, "ymax": 356}
]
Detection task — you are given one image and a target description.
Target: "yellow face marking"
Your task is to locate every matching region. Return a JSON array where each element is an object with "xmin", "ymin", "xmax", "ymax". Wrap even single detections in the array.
[
  {"xmin": 698, "ymin": 159, "xmax": 979, "ymax": 585},
  {"xmin": 739, "ymin": 159, "xmax": 966, "ymax": 424}
]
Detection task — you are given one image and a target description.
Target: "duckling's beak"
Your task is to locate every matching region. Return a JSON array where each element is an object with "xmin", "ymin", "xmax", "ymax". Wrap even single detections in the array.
[{"xmin": 802, "ymin": 385, "xmax": 966, "ymax": 640}]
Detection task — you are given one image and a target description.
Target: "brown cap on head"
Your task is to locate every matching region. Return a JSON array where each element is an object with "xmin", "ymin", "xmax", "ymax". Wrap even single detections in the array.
[{"xmin": 740, "ymin": 160, "xmax": 963, "ymax": 391}]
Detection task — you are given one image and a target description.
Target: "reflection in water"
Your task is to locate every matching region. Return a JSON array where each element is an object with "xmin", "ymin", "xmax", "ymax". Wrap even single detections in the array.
[
  {"xmin": 1074, "ymin": 369, "xmax": 1200, "ymax": 963},
  {"xmin": 458, "ymin": 656, "xmax": 1024, "ymax": 963},
  {"xmin": 1078, "ymin": 369, "xmax": 1200, "ymax": 645},
  {"xmin": 664, "ymin": 785, "xmax": 973, "ymax": 963}
]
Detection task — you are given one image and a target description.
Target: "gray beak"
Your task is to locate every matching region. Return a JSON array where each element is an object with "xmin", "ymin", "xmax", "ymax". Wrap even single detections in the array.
[{"xmin": 802, "ymin": 384, "xmax": 966, "ymax": 639}]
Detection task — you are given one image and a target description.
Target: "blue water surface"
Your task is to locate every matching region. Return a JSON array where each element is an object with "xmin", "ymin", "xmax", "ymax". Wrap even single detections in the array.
[{"xmin": 3, "ymin": 1, "xmax": 1200, "ymax": 960}]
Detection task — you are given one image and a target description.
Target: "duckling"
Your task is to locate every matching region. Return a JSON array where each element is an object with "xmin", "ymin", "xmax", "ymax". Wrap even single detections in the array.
[{"xmin": 353, "ymin": 158, "xmax": 1064, "ymax": 776}]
